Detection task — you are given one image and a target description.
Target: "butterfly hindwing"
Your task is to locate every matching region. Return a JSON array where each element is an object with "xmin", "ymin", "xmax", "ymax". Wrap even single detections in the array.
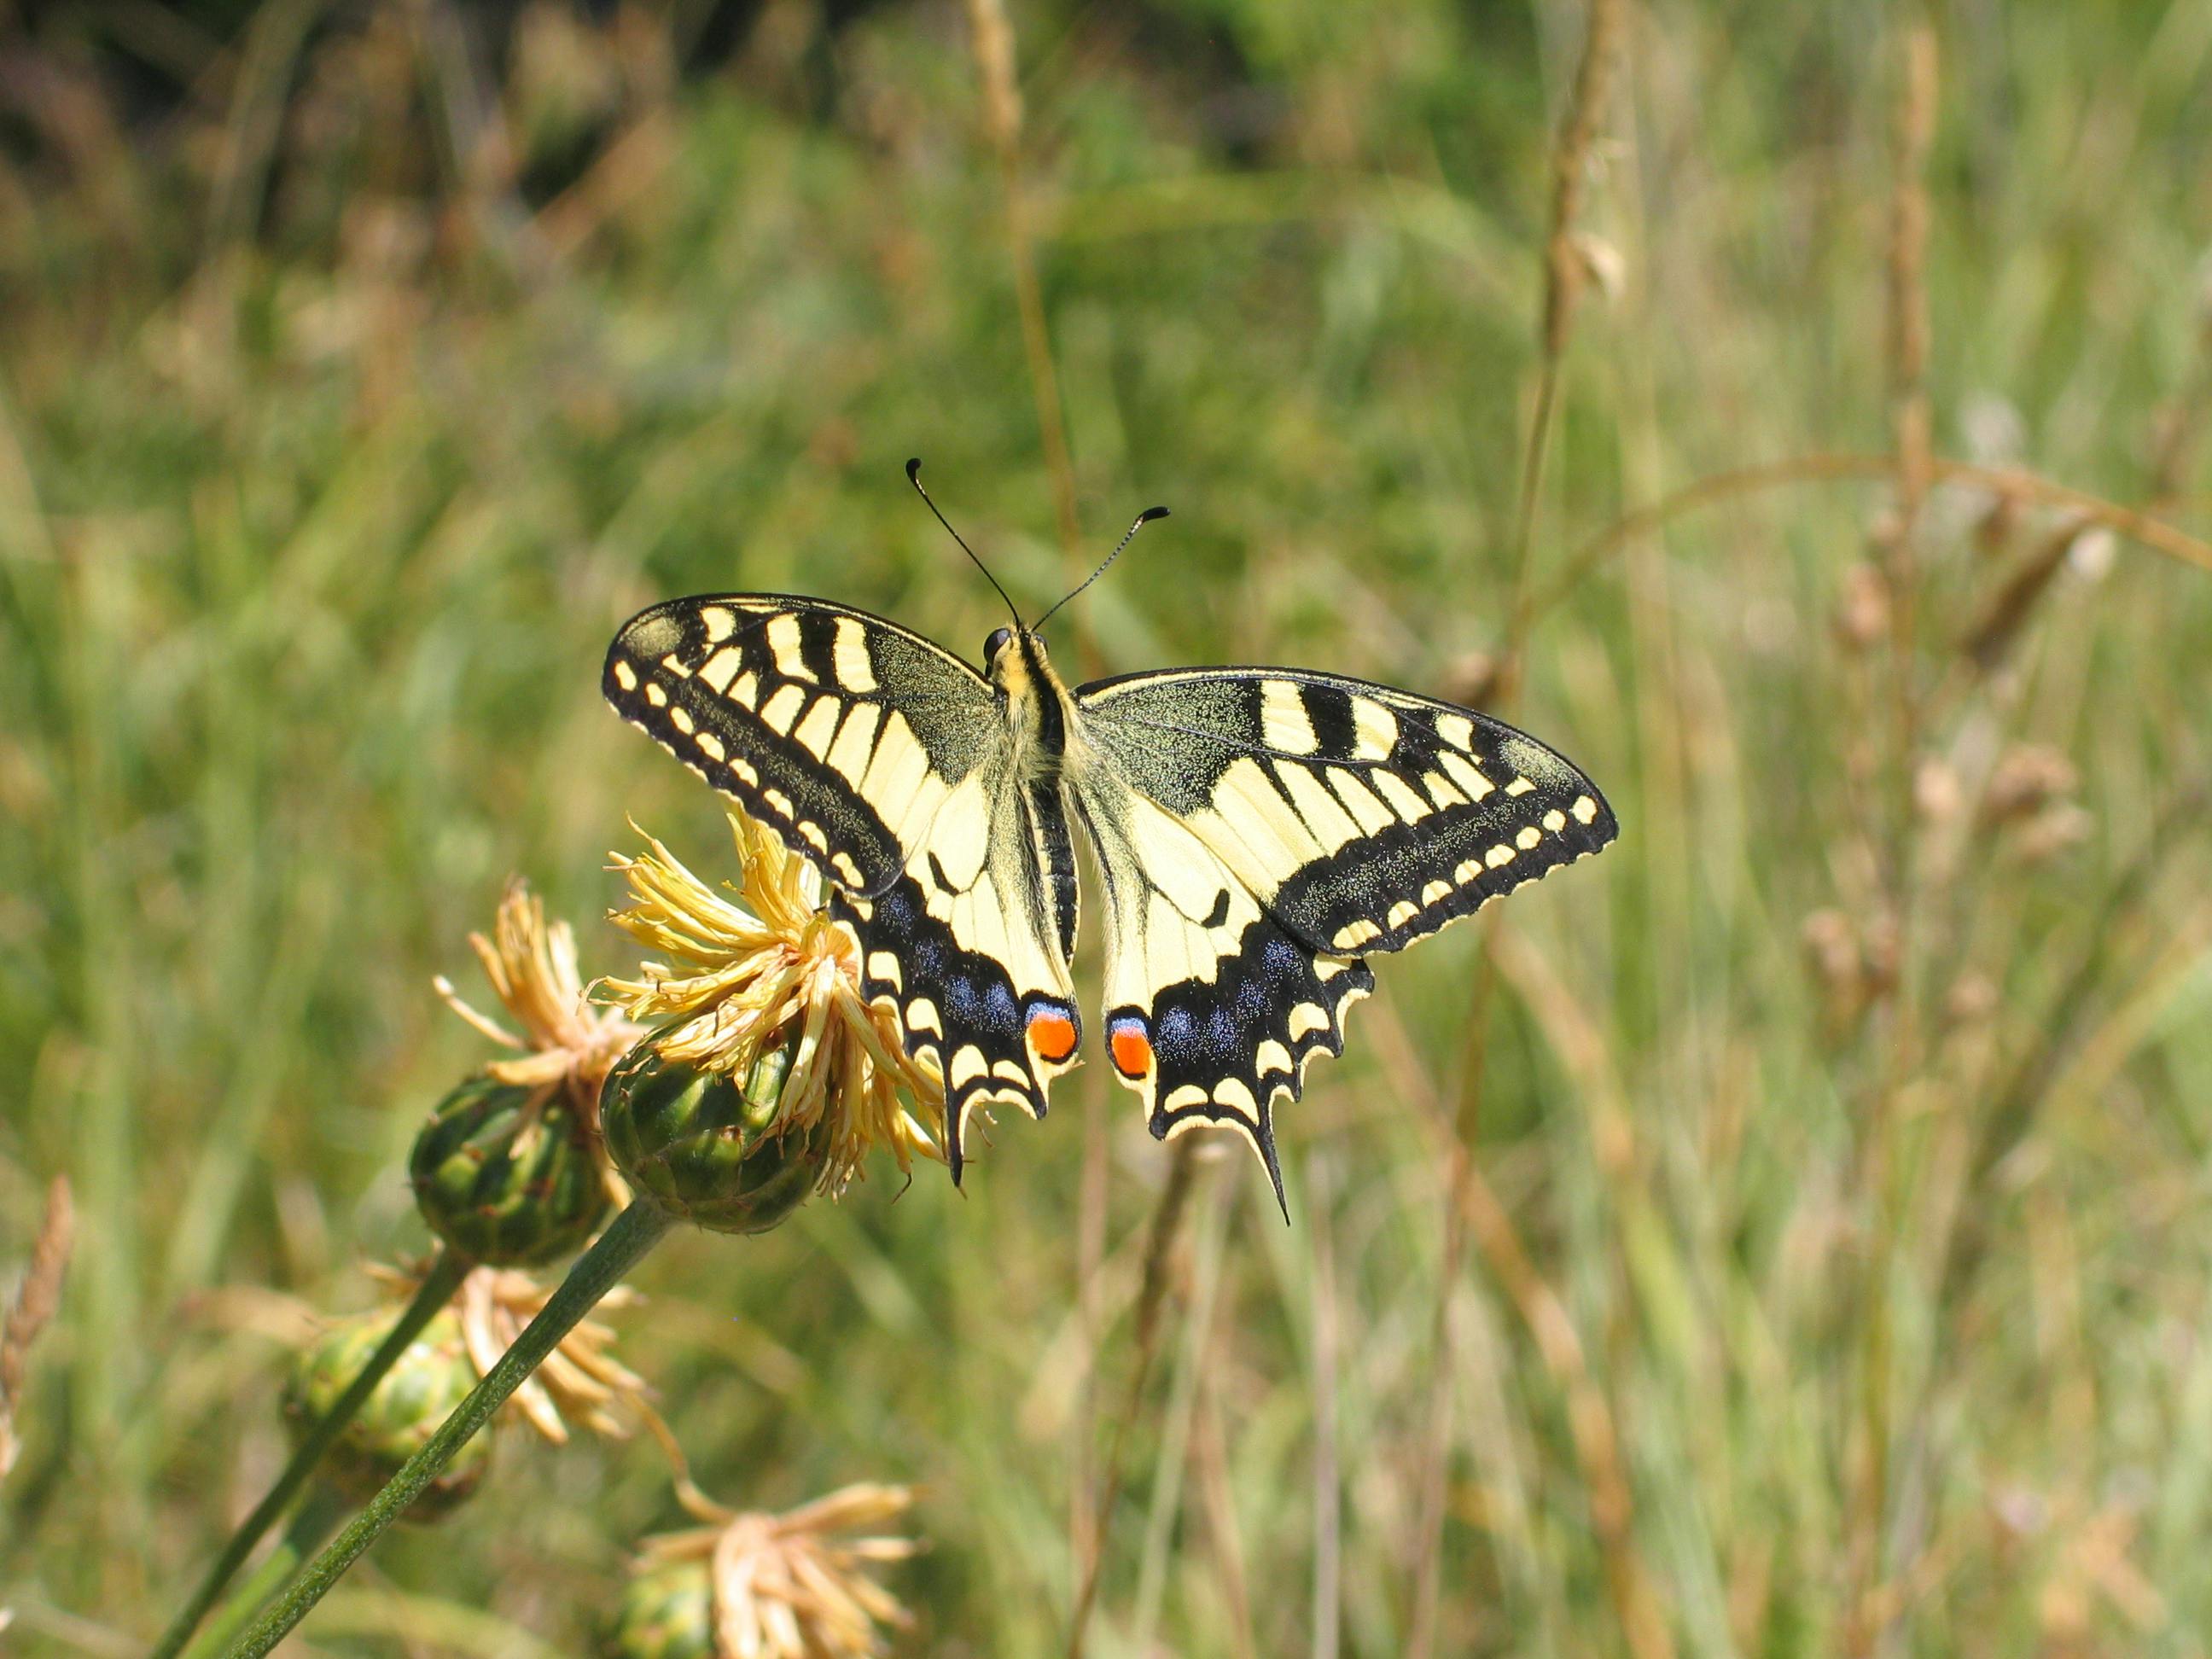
[
  {"xmin": 835, "ymin": 772, "xmax": 1082, "ymax": 1179},
  {"xmin": 1068, "ymin": 780, "xmax": 1373, "ymax": 1207},
  {"xmin": 605, "ymin": 597, "xmax": 1080, "ymax": 1175}
]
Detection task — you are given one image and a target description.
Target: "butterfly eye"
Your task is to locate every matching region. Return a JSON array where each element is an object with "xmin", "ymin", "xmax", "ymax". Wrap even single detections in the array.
[{"xmin": 985, "ymin": 626, "xmax": 1012, "ymax": 660}]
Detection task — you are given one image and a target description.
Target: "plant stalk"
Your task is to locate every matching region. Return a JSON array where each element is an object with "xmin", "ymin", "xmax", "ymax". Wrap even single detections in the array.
[
  {"xmin": 215, "ymin": 1200, "xmax": 673, "ymax": 1659},
  {"xmin": 178, "ymin": 1485, "xmax": 346, "ymax": 1659},
  {"xmin": 149, "ymin": 1246, "xmax": 471, "ymax": 1659}
]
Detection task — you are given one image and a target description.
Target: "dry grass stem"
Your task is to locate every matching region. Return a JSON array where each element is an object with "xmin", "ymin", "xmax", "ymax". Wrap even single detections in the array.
[
  {"xmin": 1531, "ymin": 451, "xmax": 2212, "ymax": 623},
  {"xmin": 1885, "ymin": 20, "xmax": 1938, "ymax": 523},
  {"xmin": 1071, "ymin": 1086, "xmax": 1111, "ymax": 1589},
  {"xmin": 1307, "ymin": 1155, "xmax": 1341, "ymax": 1659},
  {"xmin": 963, "ymin": 0, "xmax": 1082, "ymax": 575},
  {"xmin": 1403, "ymin": 1178, "xmax": 1460, "ymax": 1659},
  {"xmin": 1875, "ymin": 16, "xmax": 1940, "ymax": 853},
  {"xmin": 531, "ymin": 111, "xmax": 676, "ymax": 261},
  {"xmin": 1540, "ymin": 0, "xmax": 1625, "ymax": 360},
  {"xmin": 1065, "ymin": 1135, "xmax": 1203, "ymax": 1659},
  {"xmin": 1466, "ymin": 0, "xmax": 1627, "ymax": 1226},
  {"xmin": 1449, "ymin": 1146, "xmax": 1675, "ymax": 1659},
  {"xmin": 0, "ymin": 1177, "xmax": 73, "ymax": 1483},
  {"xmin": 1504, "ymin": 0, "xmax": 1625, "ymax": 690},
  {"xmin": 1848, "ymin": 34, "xmax": 1942, "ymax": 1645},
  {"xmin": 1191, "ymin": 1348, "xmax": 1258, "ymax": 1659}
]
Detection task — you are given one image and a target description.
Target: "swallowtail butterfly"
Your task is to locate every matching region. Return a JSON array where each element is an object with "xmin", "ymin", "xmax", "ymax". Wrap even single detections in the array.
[{"xmin": 604, "ymin": 466, "xmax": 1617, "ymax": 1208}]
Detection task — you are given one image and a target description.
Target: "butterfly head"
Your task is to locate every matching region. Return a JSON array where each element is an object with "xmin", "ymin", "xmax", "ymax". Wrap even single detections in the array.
[{"xmin": 982, "ymin": 624, "xmax": 1062, "ymax": 701}]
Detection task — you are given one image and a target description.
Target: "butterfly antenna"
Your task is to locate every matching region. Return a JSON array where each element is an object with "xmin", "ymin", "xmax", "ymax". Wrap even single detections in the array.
[
  {"xmin": 908, "ymin": 457, "xmax": 1022, "ymax": 627},
  {"xmin": 1034, "ymin": 504, "xmax": 1170, "ymax": 632}
]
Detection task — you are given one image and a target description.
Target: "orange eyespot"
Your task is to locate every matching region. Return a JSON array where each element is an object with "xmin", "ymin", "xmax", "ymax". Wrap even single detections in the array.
[
  {"xmin": 1027, "ymin": 1006, "xmax": 1078, "ymax": 1065},
  {"xmin": 1109, "ymin": 1022, "xmax": 1154, "ymax": 1079}
]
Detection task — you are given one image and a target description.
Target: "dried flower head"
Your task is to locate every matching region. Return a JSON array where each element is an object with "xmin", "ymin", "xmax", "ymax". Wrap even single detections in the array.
[
  {"xmin": 438, "ymin": 878, "xmax": 642, "ymax": 1126},
  {"xmin": 601, "ymin": 816, "xmax": 946, "ymax": 1191},
  {"xmin": 372, "ymin": 1260, "xmax": 649, "ymax": 1447},
  {"xmin": 631, "ymin": 1483, "xmax": 920, "ymax": 1659}
]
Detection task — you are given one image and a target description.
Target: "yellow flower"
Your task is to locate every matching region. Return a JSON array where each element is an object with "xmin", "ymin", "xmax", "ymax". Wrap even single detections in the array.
[
  {"xmin": 629, "ymin": 1483, "xmax": 920, "ymax": 1659},
  {"xmin": 600, "ymin": 815, "xmax": 945, "ymax": 1192},
  {"xmin": 435, "ymin": 878, "xmax": 641, "ymax": 1127}
]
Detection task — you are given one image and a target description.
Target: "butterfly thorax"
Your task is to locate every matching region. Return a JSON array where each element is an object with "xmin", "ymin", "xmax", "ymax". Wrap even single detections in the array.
[{"xmin": 984, "ymin": 626, "xmax": 1075, "ymax": 786}]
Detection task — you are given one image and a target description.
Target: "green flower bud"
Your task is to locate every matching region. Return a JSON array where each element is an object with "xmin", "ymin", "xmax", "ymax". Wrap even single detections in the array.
[
  {"xmin": 282, "ymin": 1308, "xmax": 491, "ymax": 1522},
  {"xmin": 602, "ymin": 1558, "xmax": 715, "ymax": 1659},
  {"xmin": 409, "ymin": 1074, "xmax": 610, "ymax": 1266},
  {"xmin": 599, "ymin": 1033, "xmax": 824, "ymax": 1234}
]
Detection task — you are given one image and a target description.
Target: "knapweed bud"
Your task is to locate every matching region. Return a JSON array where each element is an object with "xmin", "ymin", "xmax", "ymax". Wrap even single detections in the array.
[
  {"xmin": 409, "ymin": 1074, "xmax": 610, "ymax": 1266},
  {"xmin": 602, "ymin": 1559, "xmax": 715, "ymax": 1659},
  {"xmin": 599, "ymin": 1033, "xmax": 826, "ymax": 1235},
  {"xmin": 282, "ymin": 1309, "xmax": 491, "ymax": 1521}
]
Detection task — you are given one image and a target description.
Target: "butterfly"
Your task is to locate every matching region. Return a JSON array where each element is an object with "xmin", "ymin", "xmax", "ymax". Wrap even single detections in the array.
[{"xmin": 603, "ymin": 464, "xmax": 1617, "ymax": 1209}]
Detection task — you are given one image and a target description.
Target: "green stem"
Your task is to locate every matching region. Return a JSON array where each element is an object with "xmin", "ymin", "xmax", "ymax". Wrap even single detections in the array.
[
  {"xmin": 150, "ymin": 1247, "xmax": 472, "ymax": 1659},
  {"xmin": 178, "ymin": 1486, "xmax": 346, "ymax": 1659},
  {"xmin": 217, "ymin": 1200, "xmax": 674, "ymax": 1659}
]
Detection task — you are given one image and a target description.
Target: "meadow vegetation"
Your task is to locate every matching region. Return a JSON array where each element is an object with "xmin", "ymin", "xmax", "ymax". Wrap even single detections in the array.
[{"xmin": 4, "ymin": 0, "xmax": 2212, "ymax": 1652}]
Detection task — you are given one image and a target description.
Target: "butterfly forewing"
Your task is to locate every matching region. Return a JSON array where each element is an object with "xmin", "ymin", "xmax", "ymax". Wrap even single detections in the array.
[
  {"xmin": 1075, "ymin": 667, "xmax": 1617, "ymax": 953},
  {"xmin": 605, "ymin": 597, "xmax": 1081, "ymax": 1175},
  {"xmin": 603, "ymin": 596, "xmax": 995, "ymax": 895}
]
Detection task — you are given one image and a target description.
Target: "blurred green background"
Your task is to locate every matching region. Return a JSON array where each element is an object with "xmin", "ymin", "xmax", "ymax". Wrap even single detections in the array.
[{"xmin": 5, "ymin": 0, "xmax": 2212, "ymax": 1652}]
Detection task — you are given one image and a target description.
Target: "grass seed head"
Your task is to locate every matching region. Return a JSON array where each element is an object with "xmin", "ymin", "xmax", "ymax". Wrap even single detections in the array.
[
  {"xmin": 1982, "ymin": 743, "xmax": 2081, "ymax": 829},
  {"xmin": 0, "ymin": 1177, "xmax": 72, "ymax": 1488}
]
